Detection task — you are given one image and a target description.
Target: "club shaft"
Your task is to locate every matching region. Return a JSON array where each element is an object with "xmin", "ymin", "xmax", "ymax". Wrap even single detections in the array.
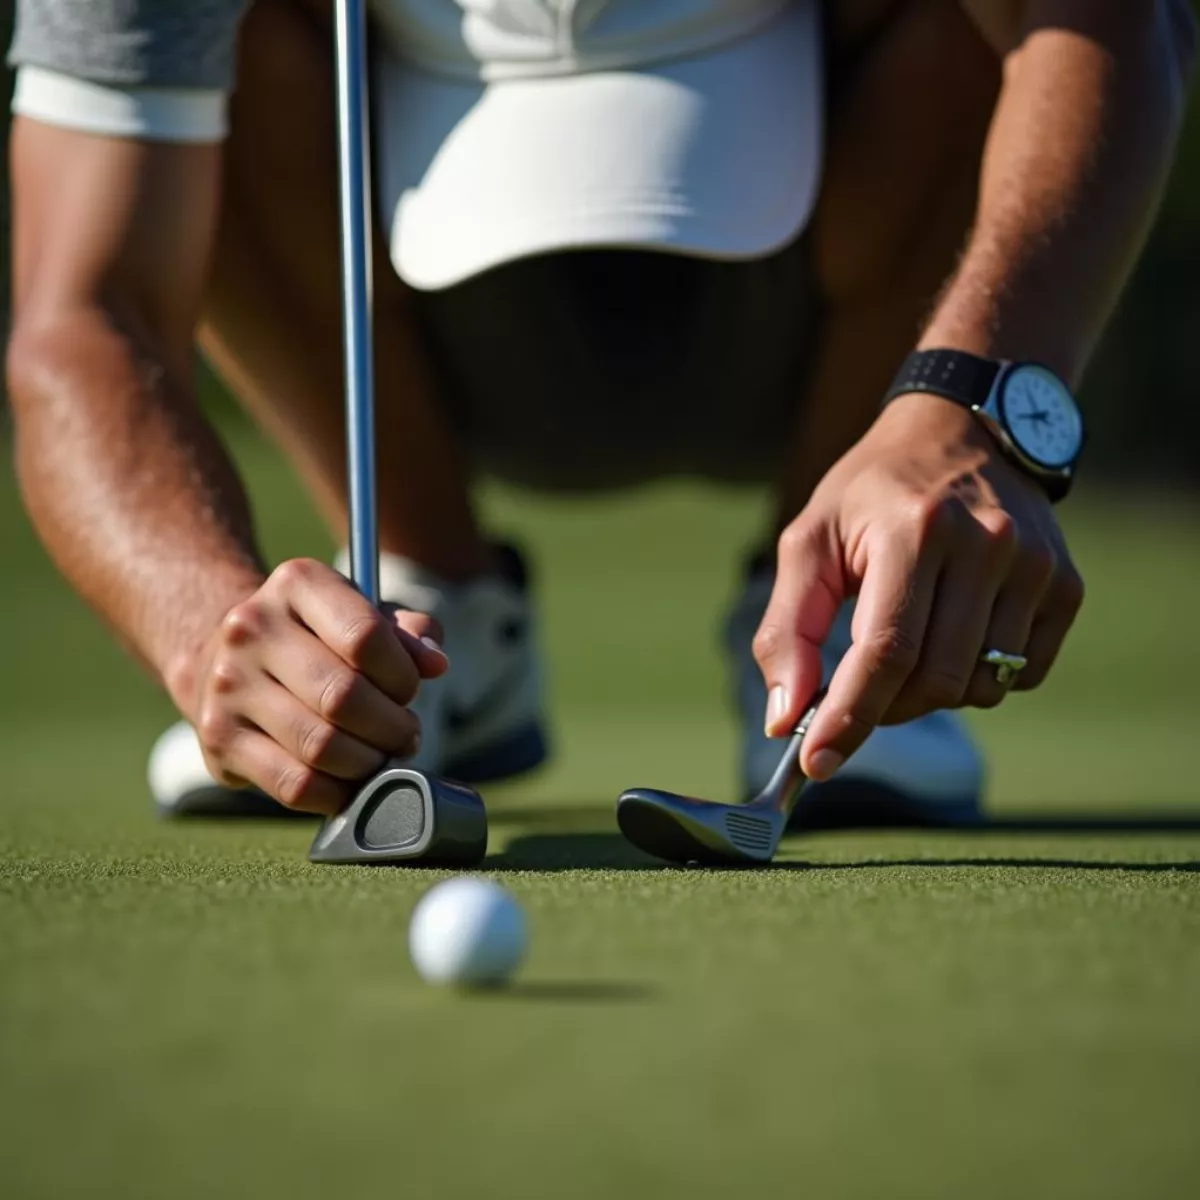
[
  {"xmin": 758, "ymin": 691, "xmax": 826, "ymax": 817},
  {"xmin": 334, "ymin": 0, "xmax": 379, "ymax": 605}
]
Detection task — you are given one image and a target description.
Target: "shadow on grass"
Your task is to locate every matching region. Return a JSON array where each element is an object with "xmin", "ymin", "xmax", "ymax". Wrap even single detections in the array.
[
  {"xmin": 488, "ymin": 832, "xmax": 660, "ymax": 872},
  {"xmin": 487, "ymin": 804, "xmax": 616, "ymax": 829},
  {"xmin": 167, "ymin": 796, "xmax": 1200, "ymax": 875},
  {"xmin": 485, "ymin": 827, "xmax": 1200, "ymax": 875},
  {"xmin": 795, "ymin": 856, "xmax": 1200, "ymax": 873},
  {"xmin": 489, "ymin": 803, "xmax": 1200, "ymax": 835},
  {"xmin": 486, "ymin": 981, "xmax": 654, "ymax": 1003}
]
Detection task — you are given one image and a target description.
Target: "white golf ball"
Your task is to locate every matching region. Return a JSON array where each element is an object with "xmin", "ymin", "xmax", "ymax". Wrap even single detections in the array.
[{"xmin": 408, "ymin": 877, "xmax": 527, "ymax": 987}]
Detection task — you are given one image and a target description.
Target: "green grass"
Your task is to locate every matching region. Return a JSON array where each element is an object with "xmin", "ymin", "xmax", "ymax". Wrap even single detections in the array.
[{"xmin": 2, "ymin": 421, "xmax": 1199, "ymax": 1200}]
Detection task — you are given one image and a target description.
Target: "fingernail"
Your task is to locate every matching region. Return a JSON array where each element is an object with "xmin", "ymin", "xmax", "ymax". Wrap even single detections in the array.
[
  {"xmin": 420, "ymin": 636, "xmax": 446, "ymax": 656},
  {"xmin": 808, "ymin": 749, "xmax": 844, "ymax": 782},
  {"xmin": 765, "ymin": 685, "xmax": 789, "ymax": 736}
]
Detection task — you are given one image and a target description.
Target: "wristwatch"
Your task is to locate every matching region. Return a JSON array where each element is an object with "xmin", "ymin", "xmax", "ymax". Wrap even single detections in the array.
[{"xmin": 884, "ymin": 349, "xmax": 1085, "ymax": 501}]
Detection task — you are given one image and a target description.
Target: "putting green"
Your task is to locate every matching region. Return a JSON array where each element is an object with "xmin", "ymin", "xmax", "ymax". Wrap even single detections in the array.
[{"xmin": 2, "ymin": 422, "xmax": 1198, "ymax": 1200}]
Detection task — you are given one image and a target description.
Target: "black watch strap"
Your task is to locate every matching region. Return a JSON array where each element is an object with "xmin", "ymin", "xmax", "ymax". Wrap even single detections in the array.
[{"xmin": 884, "ymin": 349, "xmax": 1001, "ymax": 410}]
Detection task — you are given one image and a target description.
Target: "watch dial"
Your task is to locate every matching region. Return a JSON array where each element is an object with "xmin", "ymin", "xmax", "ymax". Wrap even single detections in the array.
[{"xmin": 998, "ymin": 366, "xmax": 1083, "ymax": 469}]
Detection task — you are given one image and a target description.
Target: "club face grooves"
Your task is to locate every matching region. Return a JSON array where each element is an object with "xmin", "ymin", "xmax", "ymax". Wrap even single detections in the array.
[
  {"xmin": 723, "ymin": 811, "xmax": 774, "ymax": 853},
  {"xmin": 616, "ymin": 791, "xmax": 774, "ymax": 866},
  {"xmin": 615, "ymin": 699, "xmax": 823, "ymax": 867}
]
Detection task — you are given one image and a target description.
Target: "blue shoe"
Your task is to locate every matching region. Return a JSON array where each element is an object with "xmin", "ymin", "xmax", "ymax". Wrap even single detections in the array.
[
  {"xmin": 724, "ymin": 560, "xmax": 985, "ymax": 828},
  {"xmin": 149, "ymin": 544, "xmax": 549, "ymax": 817}
]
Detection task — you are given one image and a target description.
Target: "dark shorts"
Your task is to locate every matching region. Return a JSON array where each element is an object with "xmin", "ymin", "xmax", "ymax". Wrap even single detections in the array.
[{"xmin": 411, "ymin": 235, "xmax": 823, "ymax": 491}]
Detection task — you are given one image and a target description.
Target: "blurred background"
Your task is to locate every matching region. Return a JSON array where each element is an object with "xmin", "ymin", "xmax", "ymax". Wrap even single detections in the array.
[{"xmin": 0, "ymin": 7, "xmax": 1197, "ymax": 1200}]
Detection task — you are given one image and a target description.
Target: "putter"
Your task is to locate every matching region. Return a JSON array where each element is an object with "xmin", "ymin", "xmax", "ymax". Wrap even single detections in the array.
[
  {"xmin": 308, "ymin": 0, "xmax": 487, "ymax": 867},
  {"xmin": 616, "ymin": 692, "xmax": 826, "ymax": 866}
]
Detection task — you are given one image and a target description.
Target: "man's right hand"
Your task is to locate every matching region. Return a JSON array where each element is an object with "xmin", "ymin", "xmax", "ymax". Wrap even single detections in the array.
[{"xmin": 177, "ymin": 559, "xmax": 449, "ymax": 815}]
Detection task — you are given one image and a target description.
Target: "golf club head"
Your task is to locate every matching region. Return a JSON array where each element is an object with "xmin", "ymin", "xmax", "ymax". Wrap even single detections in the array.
[
  {"xmin": 616, "ymin": 790, "xmax": 782, "ymax": 866},
  {"xmin": 617, "ymin": 691, "xmax": 826, "ymax": 866},
  {"xmin": 308, "ymin": 763, "xmax": 488, "ymax": 866}
]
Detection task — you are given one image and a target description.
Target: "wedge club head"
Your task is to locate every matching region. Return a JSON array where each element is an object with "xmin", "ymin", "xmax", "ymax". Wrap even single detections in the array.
[
  {"xmin": 617, "ymin": 693, "xmax": 825, "ymax": 866},
  {"xmin": 308, "ymin": 0, "xmax": 487, "ymax": 867}
]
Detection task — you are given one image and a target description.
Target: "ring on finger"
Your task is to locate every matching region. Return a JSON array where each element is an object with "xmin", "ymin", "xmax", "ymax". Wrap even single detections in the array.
[{"xmin": 980, "ymin": 649, "xmax": 1028, "ymax": 688}]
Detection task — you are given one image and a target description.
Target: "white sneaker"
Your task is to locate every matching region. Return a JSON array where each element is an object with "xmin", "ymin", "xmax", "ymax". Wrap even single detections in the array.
[
  {"xmin": 149, "ymin": 544, "xmax": 548, "ymax": 817},
  {"xmin": 369, "ymin": 543, "xmax": 548, "ymax": 784},
  {"xmin": 723, "ymin": 561, "xmax": 985, "ymax": 827}
]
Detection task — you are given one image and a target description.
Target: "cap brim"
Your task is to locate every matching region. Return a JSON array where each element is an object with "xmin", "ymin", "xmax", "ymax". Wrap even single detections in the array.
[{"xmin": 375, "ymin": 2, "xmax": 824, "ymax": 291}]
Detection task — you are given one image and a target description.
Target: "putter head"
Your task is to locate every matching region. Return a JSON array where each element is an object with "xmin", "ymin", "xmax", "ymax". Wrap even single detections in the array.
[
  {"xmin": 616, "ymin": 789, "xmax": 782, "ymax": 866},
  {"xmin": 308, "ymin": 763, "xmax": 487, "ymax": 866}
]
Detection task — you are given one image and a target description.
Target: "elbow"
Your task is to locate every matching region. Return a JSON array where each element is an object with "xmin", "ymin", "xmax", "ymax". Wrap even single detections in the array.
[
  {"xmin": 5, "ymin": 307, "xmax": 126, "ymax": 458},
  {"xmin": 4, "ymin": 313, "xmax": 79, "ymax": 429},
  {"xmin": 7, "ymin": 286, "xmax": 186, "ymax": 431},
  {"xmin": 4, "ymin": 314, "xmax": 79, "ymax": 514},
  {"xmin": 6, "ymin": 319, "xmax": 55, "ymax": 428},
  {"xmin": 7, "ymin": 302, "xmax": 146, "ymax": 426},
  {"xmin": 4, "ymin": 314, "xmax": 89, "ymax": 502}
]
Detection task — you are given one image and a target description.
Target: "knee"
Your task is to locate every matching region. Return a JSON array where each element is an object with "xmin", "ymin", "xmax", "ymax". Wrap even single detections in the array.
[
  {"xmin": 815, "ymin": 2, "xmax": 998, "ymax": 303},
  {"xmin": 238, "ymin": 0, "xmax": 326, "ymax": 68},
  {"xmin": 229, "ymin": 0, "xmax": 333, "ymax": 156},
  {"xmin": 238, "ymin": 0, "xmax": 328, "ymax": 81}
]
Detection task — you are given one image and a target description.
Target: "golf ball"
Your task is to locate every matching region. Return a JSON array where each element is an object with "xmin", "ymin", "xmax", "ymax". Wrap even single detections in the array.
[{"xmin": 408, "ymin": 877, "xmax": 527, "ymax": 987}]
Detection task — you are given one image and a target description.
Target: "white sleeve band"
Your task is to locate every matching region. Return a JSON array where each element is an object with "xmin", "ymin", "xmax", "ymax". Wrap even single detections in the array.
[{"xmin": 12, "ymin": 67, "xmax": 229, "ymax": 143}]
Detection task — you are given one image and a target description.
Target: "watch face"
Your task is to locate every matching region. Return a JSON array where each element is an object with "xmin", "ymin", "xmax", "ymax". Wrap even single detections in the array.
[{"xmin": 998, "ymin": 365, "xmax": 1084, "ymax": 469}]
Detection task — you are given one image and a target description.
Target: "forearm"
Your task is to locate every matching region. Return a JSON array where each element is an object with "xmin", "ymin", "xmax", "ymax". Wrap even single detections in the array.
[
  {"xmin": 925, "ymin": 0, "xmax": 1196, "ymax": 382},
  {"xmin": 9, "ymin": 309, "xmax": 267, "ymax": 713}
]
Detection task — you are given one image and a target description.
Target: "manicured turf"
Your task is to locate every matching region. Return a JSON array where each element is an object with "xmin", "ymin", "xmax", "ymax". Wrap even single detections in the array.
[{"xmin": 2, "ymin": 420, "xmax": 1198, "ymax": 1199}]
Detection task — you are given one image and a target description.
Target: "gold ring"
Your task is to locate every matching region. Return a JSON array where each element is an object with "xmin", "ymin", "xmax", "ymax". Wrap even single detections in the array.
[{"xmin": 981, "ymin": 649, "xmax": 1028, "ymax": 688}]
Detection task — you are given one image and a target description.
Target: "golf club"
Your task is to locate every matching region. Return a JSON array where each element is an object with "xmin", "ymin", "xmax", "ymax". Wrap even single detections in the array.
[
  {"xmin": 308, "ymin": 0, "xmax": 487, "ymax": 867},
  {"xmin": 616, "ymin": 691, "xmax": 826, "ymax": 866}
]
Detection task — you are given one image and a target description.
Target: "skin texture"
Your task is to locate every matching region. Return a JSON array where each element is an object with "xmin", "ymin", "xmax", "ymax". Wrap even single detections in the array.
[
  {"xmin": 186, "ymin": 560, "xmax": 448, "ymax": 814},
  {"xmin": 6, "ymin": 0, "xmax": 1195, "ymax": 808},
  {"xmin": 756, "ymin": 0, "xmax": 1197, "ymax": 780},
  {"xmin": 5, "ymin": 86, "xmax": 445, "ymax": 814}
]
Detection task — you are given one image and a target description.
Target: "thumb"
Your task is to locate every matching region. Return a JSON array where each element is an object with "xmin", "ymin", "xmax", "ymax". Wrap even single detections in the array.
[
  {"xmin": 386, "ymin": 606, "xmax": 450, "ymax": 680},
  {"xmin": 753, "ymin": 523, "xmax": 844, "ymax": 737}
]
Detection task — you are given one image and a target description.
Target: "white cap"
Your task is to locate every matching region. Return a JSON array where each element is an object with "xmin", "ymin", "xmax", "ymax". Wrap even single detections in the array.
[{"xmin": 373, "ymin": 0, "xmax": 824, "ymax": 290}]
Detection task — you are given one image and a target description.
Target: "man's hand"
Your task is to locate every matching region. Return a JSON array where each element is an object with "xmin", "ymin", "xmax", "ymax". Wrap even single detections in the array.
[
  {"xmin": 753, "ymin": 0, "xmax": 1192, "ymax": 782},
  {"xmin": 178, "ymin": 559, "xmax": 449, "ymax": 815},
  {"xmin": 754, "ymin": 393, "xmax": 1084, "ymax": 782}
]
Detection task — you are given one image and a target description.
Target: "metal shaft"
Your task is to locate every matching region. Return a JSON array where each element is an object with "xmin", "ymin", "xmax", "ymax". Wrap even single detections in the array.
[
  {"xmin": 756, "ymin": 728, "xmax": 808, "ymax": 815},
  {"xmin": 334, "ymin": 0, "xmax": 379, "ymax": 605},
  {"xmin": 755, "ymin": 694, "xmax": 824, "ymax": 816},
  {"xmin": 311, "ymin": 2, "xmax": 491, "ymax": 868}
]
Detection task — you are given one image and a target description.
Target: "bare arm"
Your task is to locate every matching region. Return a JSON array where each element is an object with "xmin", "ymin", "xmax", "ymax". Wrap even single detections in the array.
[
  {"xmin": 6, "ymin": 119, "xmax": 266, "ymax": 712},
  {"xmin": 930, "ymin": 0, "xmax": 1197, "ymax": 379},
  {"xmin": 758, "ymin": 0, "xmax": 1197, "ymax": 772},
  {"xmin": 6, "ymin": 118, "xmax": 443, "ymax": 813}
]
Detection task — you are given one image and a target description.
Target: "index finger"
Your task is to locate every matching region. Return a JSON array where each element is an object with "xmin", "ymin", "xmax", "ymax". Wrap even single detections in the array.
[
  {"xmin": 801, "ymin": 531, "xmax": 939, "ymax": 780},
  {"xmin": 279, "ymin": 560, "xmax": 422, "ymax": 706}
]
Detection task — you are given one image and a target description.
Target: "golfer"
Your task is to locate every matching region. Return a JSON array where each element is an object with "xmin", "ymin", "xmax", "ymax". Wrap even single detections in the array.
[{"xmin": 6, "ymin": 1, "xmax": 1194, "ymax": 820}]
